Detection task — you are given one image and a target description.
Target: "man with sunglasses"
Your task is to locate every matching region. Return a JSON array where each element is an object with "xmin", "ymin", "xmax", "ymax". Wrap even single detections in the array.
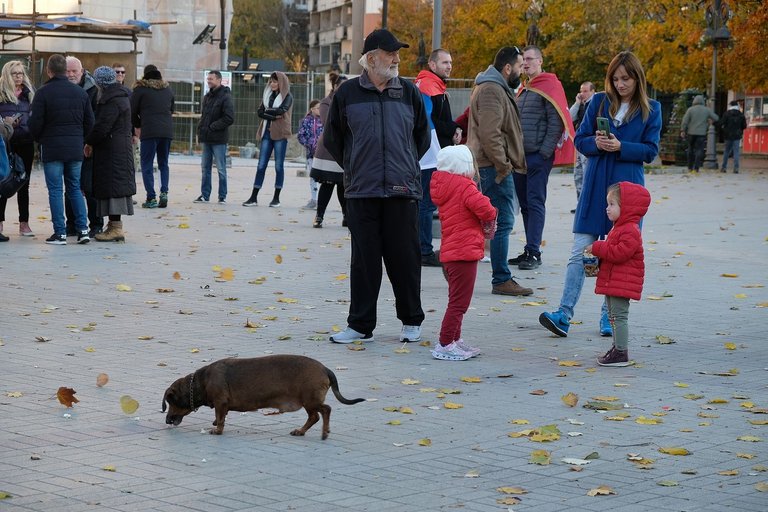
[{"xmin": 112, "ymin": 63, "xmax": 127, "ymax": 85}]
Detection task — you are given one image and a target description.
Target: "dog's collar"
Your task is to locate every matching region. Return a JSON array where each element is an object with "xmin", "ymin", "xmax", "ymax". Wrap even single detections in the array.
[{"xmin": 189, "ymin": 372, "xmax": 200, "ymax": 412}]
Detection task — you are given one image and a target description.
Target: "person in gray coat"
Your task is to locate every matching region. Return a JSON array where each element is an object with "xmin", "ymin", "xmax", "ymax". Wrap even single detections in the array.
[{"xmin": 680, "ymin": 95, "xmax": 718, "ymax": 173}]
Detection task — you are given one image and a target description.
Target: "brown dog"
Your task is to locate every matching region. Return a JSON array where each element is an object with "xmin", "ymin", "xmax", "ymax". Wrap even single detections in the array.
[{"xmin": 162, "ymin": 355, "xmax": 365, "ymax": 439}]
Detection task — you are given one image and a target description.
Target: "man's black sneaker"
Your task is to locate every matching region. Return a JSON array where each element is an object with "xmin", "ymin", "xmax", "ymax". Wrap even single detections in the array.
[
  {"xmin": 77, "ymin": 231, "xmax": 90, "ymax": 244},
  {"xmin": 421, "ymin": 251, "xmax": 442, "ymax": 267},
  {"xmin": 518, "ymin": 252, "xmax": 541, "ymax": 270},
  {"xmin": 508, "ymin": 250, "xmax": 528, "ymax": 265},
  {"xmin": 45, "ymin": 234, "xmax": 67, "ymax": 245}
]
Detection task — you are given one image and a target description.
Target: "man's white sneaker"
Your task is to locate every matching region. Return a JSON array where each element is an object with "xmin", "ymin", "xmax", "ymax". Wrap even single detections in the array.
[
  {"xmin": 455, "ymin": 338, "xmax": 481, "ymax": 357},
  {"xmin": 431, "ymin": 341, "xmax": 472, "ymax": 361},
  {"xmin": 330, "ymin": 327, "xmax": 374, "ymax": 344},
  {"xmin": 400, "ymin": 325, "xmax": 422, "ymax": 343}
]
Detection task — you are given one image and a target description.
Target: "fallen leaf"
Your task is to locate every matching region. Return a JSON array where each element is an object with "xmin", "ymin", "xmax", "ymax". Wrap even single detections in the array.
[
  {"xmin": 418, "ymin": 438, "xmax": 431, "ymax": 446},
  {"xmin": 724, "ymin": 342, "xmax": 737, "ymax": 350},
  {"xmin": 584, "ymin": 401, "xmax": 624, "ymax": 410},
  {"xmin": 720, "ymin": 273, "xmax": 739, "ymax": 278},
  {"xmin": 172, "ymin": 271, "xmax": 181, "ymax": 280},
  {"xmin": 274, "ymin": 255, "xmax": 283, "ymax": 264},
  {"xmin": 656, "ymin": 335, "xmax": 675, "ymax": 344},
  {"xmin": 719, "ymin": 469, "xmax": 739, "ymax": 476},
  {"xmin": 401, "ymin": 378, "xmax": 420, "ymax": 385},
  {"xmin": 529, "ymin": 449, "xmax": 551, "ymax": 465},
  {"xmin": 584, "ymin": 452, "xmax": 600, "ymax": 460},
  {"xmin": 0, "ymin": 491, "xmax": 11, "ymax": 499},
  {"xmin": 740, "ymin": 402, "xmax": 755, "ymax": 409},
  {"xmin": 592, "ymin": 395, "xmax": 620, "ymax": 401},
  {"xmin": 102, "ymin": 465, "xmax": 116, "ymax": 472},
  {"xmin": 277, "ymin": 297, "xmax": 298, "ymax": 304},
  {"xmin": 737, "ymin": 453, "xmax": 756, "ymax": 459},
  {"xmin": 530, "ymin": 389, "xmax": 548, "ymax": 395},
  {"xmin": 190, "ymin": 348, "xmax": 200, "ymax": 353},
  {"xmin": 561, "ymin": 392, "xmax": 579, "ymax": 407},
  {"xmin": 658, "ymin": 447, "xmax": 690, "ymax": 455},
  {"xmin": 35, "ymin": 336, "xmax": 51, "ymax": 342},
  {"xmin": 387, "ymin": 420, "xmax": 401, "ymax": 426},
  {"xmin": 399, "ymin": 407, "xmax": 414, "ymax": 414},
  {"xmin": 755, "ymin": 482, "xmax": 768, "ymax": 492},
  {"xmin": 558, "ymin": 360, "xmax": 582, "ymax": 367},
  {"xmin": 6, "ymin": 391, "xmax": 22, "ymax": 398},
  {"xmin": 497, "ymin": 486, "xmax": 527, "ymax": 494},
  {"xmin": 737, "ymin": 435, "xmax": 762, "ymax": 442},
  {"xmin": 56, "ymin": 387, "xmax": 79, "ymax": 407},
  {"xmin": 334, "ymin": 273, "xmax": 348, "ymax": 280},
  {"xmin": 347, "ymin": 345, "xmax": 365, "ymax": 351},
  {"xmin": 684, "ymin": 393, "xmax": 704, "ymax": 400},
  {"xmin": 460, "ymin": 376, "xmax": 482, "ymax": 383},
  {"xmin": 115, "ymin": 284, "xmax": 132, "ymax": 292},
  {"xmin": 586, "ymin": 485, "xmax": 616, "ymax": 496},
  {"xmin": 708, "ymin": 398, "xmax": 729, "ymax": 404},
  {"xmin": 217, "ymin": 268, "xmax": 234, "ymax": 281},
  {"xmin": 510, "ymin": 419, "xmax": 530, "ymax": 425},
  {"xmin": 464, "ymin": 470, "xmax": 479, "ymax": 478},
  {"xmin": 96, "ymin": 374, "xmax": 109, "ymax": 387},
  {"xmin": 496, "ymin": 497, "xmax": 521, "ymax": 505},
  {"xmin": 119, "ymin": 395, "xmax": 139, "ymax": 415},
  {"xmin": 673, "ymin": 382, "xmax": 689, "ymax": 388},
  {"xmin": 444, "ymin": 402, "xmax": 463, "ymax": 409},
  {"xmin": 156, "ymin": 288, "xmax": 174, "ymax": 293},
  {"xmin": 657, "ymin": 480, "xmax": 679, "ymax": 487}
]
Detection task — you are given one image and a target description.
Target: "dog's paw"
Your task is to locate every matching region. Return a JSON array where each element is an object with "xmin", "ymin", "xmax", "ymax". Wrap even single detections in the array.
[
  {"xmin": 209, "ymin": 428, "xmax": 223, "ymax": 435},
  {"xmin": 290, "ymin": 429, "xmax": 305, "ymax": 437}
]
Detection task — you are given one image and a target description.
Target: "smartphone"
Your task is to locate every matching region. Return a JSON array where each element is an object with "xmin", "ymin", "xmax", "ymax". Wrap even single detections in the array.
[
  {"xmin": 11, "ymin": 112, "xmax": 22, "ymax": 121},
  {"xmin": 596, "ymin": 117, "xmax": 611, "ymax": 136}
]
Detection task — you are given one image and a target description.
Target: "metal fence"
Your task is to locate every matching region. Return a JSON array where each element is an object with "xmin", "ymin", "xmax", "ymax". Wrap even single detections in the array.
[{"xmin": 167, "ymin": 71, "xmax": 473, "ymax": 156}]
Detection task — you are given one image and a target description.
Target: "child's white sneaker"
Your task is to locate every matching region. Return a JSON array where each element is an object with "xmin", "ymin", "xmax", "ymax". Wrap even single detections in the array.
[
  {"xmin": 455, "ymin": 338, "xmax": 481, "ymax": 357},
  {"xmin": 431, "ymin": 341, "xmax": 472, "ymax": 361}
]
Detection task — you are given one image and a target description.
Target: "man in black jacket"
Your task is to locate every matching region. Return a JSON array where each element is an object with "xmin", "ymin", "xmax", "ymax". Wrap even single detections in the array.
[
  {"xmin": 131, "ymin": 64, "xmax": 175, "ymax": 208},
  {"xmin": 324, "ymin": 29, "xmax": 430, "ymax": 345},
  {"xmin": 29, "ymin": 54, "xmax": 94, "ymax": 245},
  {"xmin": 195, "ymin": 70, "xmax": 234, "ymax": 203},
  {"xmin": 719, "ymin": 100, "xmax": 747, "ymax": 174}
]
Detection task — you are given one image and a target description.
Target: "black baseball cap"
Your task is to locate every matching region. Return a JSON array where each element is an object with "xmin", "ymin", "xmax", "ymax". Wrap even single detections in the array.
[{"xmin": 362, "ymin": 29, "xmax": 409, "ymax": 54}]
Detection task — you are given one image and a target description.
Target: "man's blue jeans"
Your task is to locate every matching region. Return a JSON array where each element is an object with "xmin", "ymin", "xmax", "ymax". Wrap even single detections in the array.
[
  {"xmin": 418, "ymin": 167, "xmax": 436, "ymax": 256},
  {"xmin": 43, "ymin": 160, "xmax": 88, "ymax": 235},
  {"xmin": 513, "ymin": 152, "xmax": 554, "ymax": 257},
  {"xmin": 201, "ymin": 143, "xmax": 228, "ymax": 200},
  {"xmin": 479, "ymin": 167, "xmax": 515, "ymax": 286},
  {"xmin": 140, "ymin": 137, "xmax": 171, "ymax": 199},
  {"xmin": 558, "ymin": 232, "xmax": 608, "ymax": 319},
  {"xmin": 253, "ymin": 131, "xmax": 287, "ymax": 189},
  {"xmin": 722, "ymin": 138, "xmax": 741, "ymax": 171}
]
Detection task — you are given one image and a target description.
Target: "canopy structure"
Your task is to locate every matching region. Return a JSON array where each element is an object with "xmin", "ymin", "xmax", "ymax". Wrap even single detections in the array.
[{"xmin": 0, "ymin": 14, "xmax": 153, "ymax": 49}]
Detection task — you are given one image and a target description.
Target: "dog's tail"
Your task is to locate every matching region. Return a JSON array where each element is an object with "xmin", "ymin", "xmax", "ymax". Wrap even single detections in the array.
[{"xmin": 326, "ymin": 368, "xmax": 365, "ymax": 405}]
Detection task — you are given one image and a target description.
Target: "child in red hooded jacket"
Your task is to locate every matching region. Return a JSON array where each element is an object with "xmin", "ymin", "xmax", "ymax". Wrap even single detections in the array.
[
  {"xmin": 430, "ymin": 145, "xmax": 497, "ymax": 361},
  {"xmin": 586, "ymin": 181, "xmax": 650, "ymax": 366}
]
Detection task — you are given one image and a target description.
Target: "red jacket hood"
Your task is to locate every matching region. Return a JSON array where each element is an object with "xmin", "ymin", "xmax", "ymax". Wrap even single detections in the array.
[
  {"xmin": 615, "ymin": 182, "xmax": 650, "ymax": 227},
  {"xmin": 414, "ymin": 69, "xmax": 447, "ymax": 96}
]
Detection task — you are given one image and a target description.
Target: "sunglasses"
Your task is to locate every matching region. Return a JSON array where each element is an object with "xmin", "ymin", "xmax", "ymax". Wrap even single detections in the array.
[{"xmin": 114, "ymin": 70, "xmax": 126, "ymax": 74}]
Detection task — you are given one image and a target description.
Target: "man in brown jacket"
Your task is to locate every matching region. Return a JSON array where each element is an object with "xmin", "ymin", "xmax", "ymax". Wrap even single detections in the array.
[{"xmin": 467, "ymin": 46, "xmax": 531, "ymax": 296}]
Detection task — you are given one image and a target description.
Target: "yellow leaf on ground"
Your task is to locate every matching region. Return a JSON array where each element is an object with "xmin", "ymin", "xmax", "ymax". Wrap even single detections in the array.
[
  {"xmin": 444, "ymin": 402, "xmax": 463, "ymax": 409},
  {"xmin": 102, "ymin": 465, "xmax": 116, "ymax": 472},
  {"xmin": 277, "ymin": 297, "xmax": 298, "ymax": 304},
  {"xmin": 562, "ymin": 392, "xmax": 579, "ymax": 407},
  {"xmin": 387, "ymin": 420, "xmax": 401, "ymax": 426},
  {"xmin": 719, "ymin": 469, "xmax": 739, "ymax": 476},
  {"xmin": 674, "ymin": 382, "xmax": 689, "ymax": 388},
  {"xmin": 737, "ymin": 435, "xmax": 762, "ymax": 442},
  {"xmin": 656, "ymin": 335, "xmax": 675, "ymax": 344},
  {"xmin": 274, "ymin": 254, "xmax": 283, "ymax": 264},
  {"xmin": 530, "ymin": 389, "xmax": 547, "ymax": 395},
  {"xmin": 636, "ymin": 416, "xmax": 663, "ymax": 425},
  {"xmin": 418, "ymin": 438, "xmax": 431, "ymax": 446},
  {"xmin": 177, "ymin": 223, "xmax": 189, "ymax": 229},
  {"xmin": 587, "ymin": 485, "xmax": 616, "ymax": 496},
  {"xmin": 399, "ymin": 407, "xmax": 414, "ymax": 414},
  {"xmin": 190, "ymin": 348, "xmax": 200, "ymax": 353},
  {"xmin": 84, "ymin": 347, "xmax": 96, "ymax": 353},
  {"xmin": 724, "ymin": 342, "xmax": 738, "ymax": 350},
  {"xmin": 6, "ymin": 391, "xmax": 22, "ymax": 398},
  {"xmin": 347, "ymin": 345, "xmax": 365, "ymax": 351},
  {"xmin": 749, "ymin": 420, "xmax": 768, "ymax": 425},
  {"xmin": 510, "ymin": 419, "xmax": 530, "ymax": 425},
  {"xmin": 496, "ymin": 497, "xmax": 521, "ymax": 505},
  {"xmin": 115, "ymin": 284, "xmax": 132, "ymax": 292},
  {"xmin": 755, "ymin": 482, "xmax": 768, "ymax": 492},
  {"xmin": 657, "ymin": 480, "xmax": 679, "ymax": 487},
  {"xmin": 592, "ymin": 395, "xmax": 620, "ymax": 401},
  {"xmin": 460, "ymin": 376, "xmax": 482, "ymax": 383},
  {"xmin": 173, "ymin": 271, "xmax": 181, "ymax": 280},
  {"xmin": 119, "ymin": 395, "xmax": 139, "ymax": 414},
  {"xmin": 497, "ymin": 486, "xmax": 528, "ymax": 495},
  {"xmin": 734, "ymin": 293, "xmax": 747, "ymax": 299},
  {"xmin": 737, "ymin": 453, "xmax": 756, "ymax": 459},
  {"xmin": 708, "ymin": 398, "xmax": 729, "ymax": 404},
  {"xmin": 529, "ymin": 449, "xmax": 551, "ymax": 465},
  {"xmin": 334, "ymin": 273, "xmax": 348, "ymax": 280},
  {"xmin": 401, "ymin": 378, "xmax": 420, "ymax": 385},
  {"xmin": 740, "ymin": 402, "xmax": 755, "ymax": 408},
  {"xmin": 558, "ymin": 360, "xmax": 581, "ymax": 367},
  {"xmin": 659, "ymin": 447, "xmax": 691, "ymax": 455},
  {"xmin": 96, "ymin": 374, "xmax": 109, "ymax": 387},
  {"xmin": 720, "ymin": 273, "xmax": 739, "ymax": 278}
]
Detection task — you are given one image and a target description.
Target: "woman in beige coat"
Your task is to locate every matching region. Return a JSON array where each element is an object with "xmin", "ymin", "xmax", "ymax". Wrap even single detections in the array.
[{"xmin": 243, "ymin": 71, "xmax": 293, "ymax": 207}]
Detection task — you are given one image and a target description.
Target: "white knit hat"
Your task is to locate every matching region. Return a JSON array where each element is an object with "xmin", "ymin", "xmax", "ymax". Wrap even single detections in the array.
[{"xmin": 437, "ymin": 145, "xmax": 476, "ymax": 177}]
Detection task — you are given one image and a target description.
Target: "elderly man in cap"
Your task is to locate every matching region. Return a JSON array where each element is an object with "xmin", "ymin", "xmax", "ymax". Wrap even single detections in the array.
[{"xmin": 324, "ymin": 28, "xmax": 430, "ymax": 344}]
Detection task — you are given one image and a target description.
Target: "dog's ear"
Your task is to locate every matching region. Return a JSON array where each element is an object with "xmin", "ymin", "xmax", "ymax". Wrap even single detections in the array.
[{"xmin": 162, "ymin": 389, "xmax": 168, "ymax": 412}]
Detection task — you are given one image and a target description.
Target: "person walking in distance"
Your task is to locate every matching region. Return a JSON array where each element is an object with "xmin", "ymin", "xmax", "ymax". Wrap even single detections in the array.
[
  {"xmin": 131, "ymin": 64, "xmax": 175, "ymax": 208},
  {"xmin": 28, "ymin": 54, "xmax": 94, "ymax": 245},
  {"xmin": 324, "ymin": 29, "xmax": 430, "ymax": 344},
  {"xmin": 680, "ymin": 95, "xmax": 718, "ymax": 173},
  {"xmin": 568, "ymin": 81, "xmax": 595, "ymax": 213},
  {"xmin": 243, "ymin": 72, "xmax": 293, "ymax": 207},
  {"xmin": 718, "ymin": 100, "xmax": 747, "ymax": 174},
  {"xmin": 511, "ymin": 45, "xmax": 575, "ymax": 271},
  {"xmin": 194, "ymin": 70, "xmax": 234, "ymax": 204},
  {"xmin": 414, "ymin": 48, "xmax": 462, "ymax": 267},
  {"xmin": 466, "ymin": 46, "xmax": 532, "ymax": 297},
  {"xmin": 539, "ymin": 51, "xmax": 661, "ymax": 339},
  {"xmin": 430, "ymin": 145, "xmax": 497, "ymax": 361}
]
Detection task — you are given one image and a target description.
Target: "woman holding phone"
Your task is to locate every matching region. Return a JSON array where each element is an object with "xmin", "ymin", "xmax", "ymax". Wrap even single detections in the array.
[
  {"xmin": 538, "ymin": 51, "xmax": 661, "ymax": 339},
  {"xmin": 0, "ymin": 60, "xmax": 35, "ymax": 240}
]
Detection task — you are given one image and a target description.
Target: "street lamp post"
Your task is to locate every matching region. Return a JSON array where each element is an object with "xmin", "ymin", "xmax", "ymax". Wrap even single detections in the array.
[{"xmin": 703, "ymin": 0, "xmax": 731, "ymax": 169}]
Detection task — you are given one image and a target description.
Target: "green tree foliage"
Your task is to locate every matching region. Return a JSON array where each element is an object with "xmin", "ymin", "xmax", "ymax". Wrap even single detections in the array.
[{"xmin": 387, "ymin": 0, "xmax": 767, "ymax": 93}]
